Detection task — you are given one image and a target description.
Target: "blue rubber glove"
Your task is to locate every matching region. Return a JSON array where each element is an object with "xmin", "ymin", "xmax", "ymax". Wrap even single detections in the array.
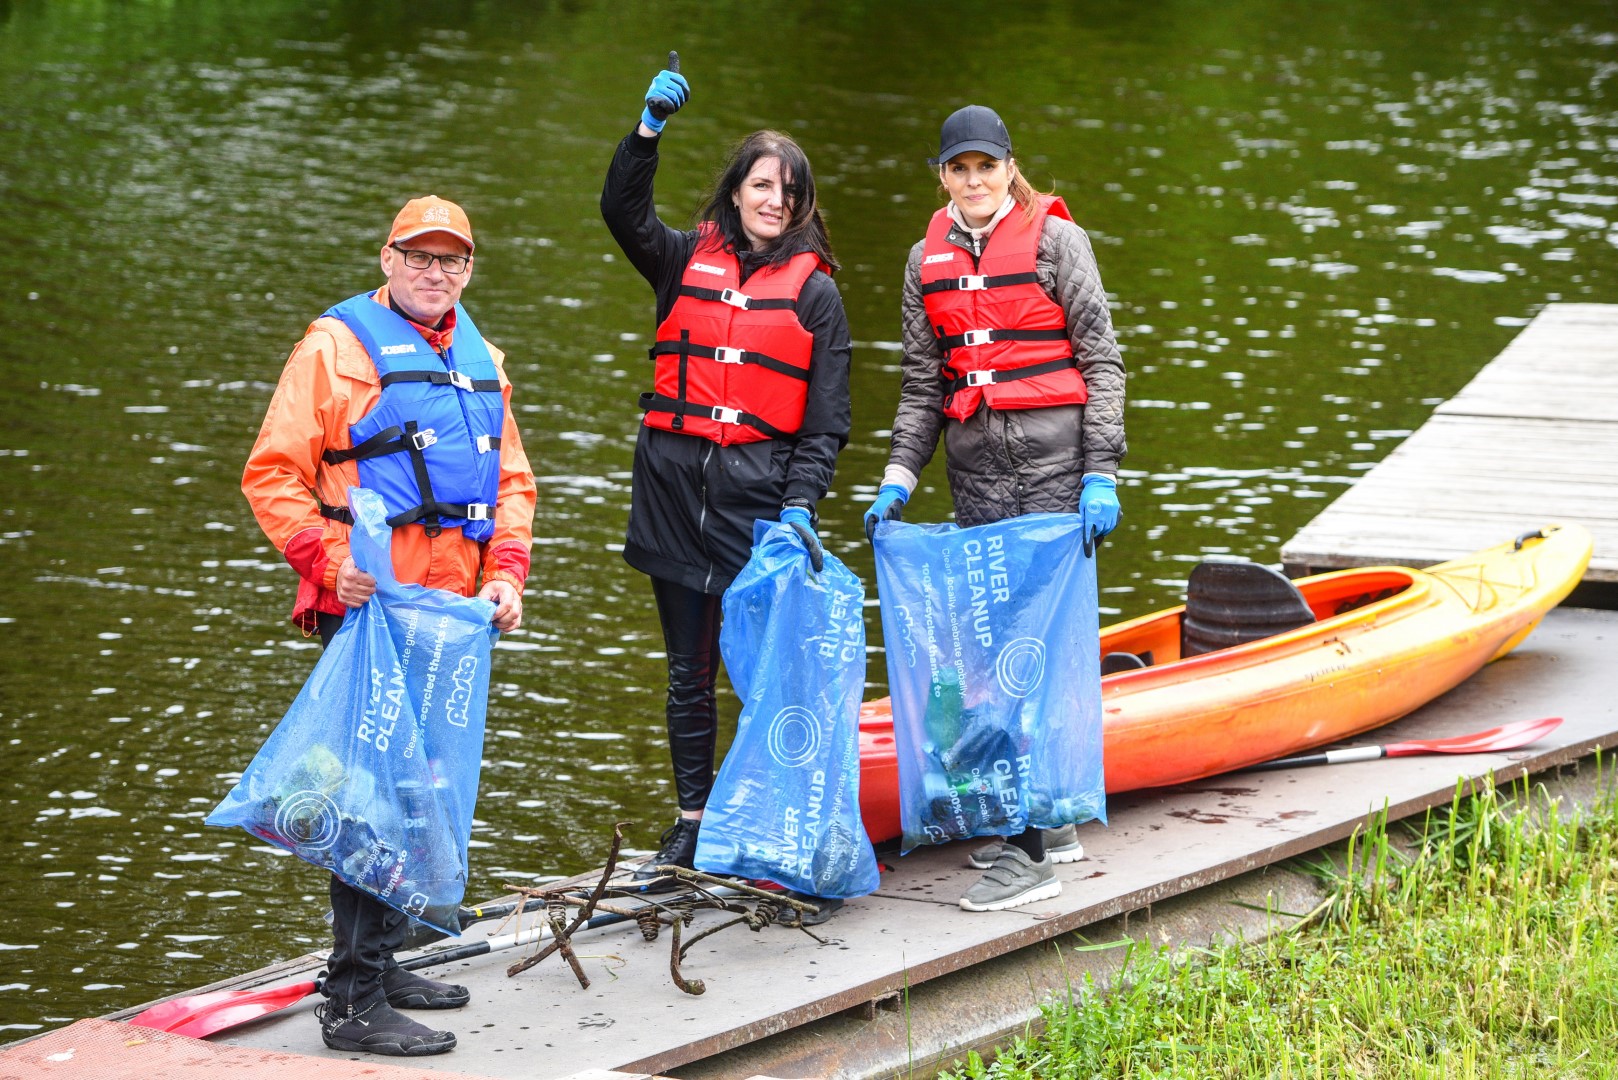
[
  {"xmin": 863, "ymin": 484, "xmax": 909, "ymax": 543},
  {"xmin": 640, "ymin": 63, "xmax": 689, "ymax": 133},
  {"xmin": 1079, "ymin": 475, "xmax": 1120, "ymax": 556},
  {"xmin": 780, "ymin": 506, "xmax": 825, "ymax": 574}
]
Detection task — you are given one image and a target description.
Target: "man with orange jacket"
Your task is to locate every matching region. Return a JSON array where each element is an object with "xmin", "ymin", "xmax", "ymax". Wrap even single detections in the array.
[{"xmin": 242, "ymin": 196, "xmax": 535, "ymax": 1056}]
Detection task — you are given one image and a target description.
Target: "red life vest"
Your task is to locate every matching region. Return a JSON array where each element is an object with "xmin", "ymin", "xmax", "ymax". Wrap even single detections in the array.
[
  {"xmin": 641, "ymin": 228, "xmax": 824, "ymax": 445},
  {"xmin": 918, "ymin": 194, "xmax": 1088, "ymax": 421}
]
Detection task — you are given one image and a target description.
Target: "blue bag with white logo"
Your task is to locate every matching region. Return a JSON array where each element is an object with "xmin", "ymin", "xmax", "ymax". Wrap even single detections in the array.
[
  {"xmin": 872, "ymin": 513, "xmax": 1105, "ymax": 854},
  {"xmin": 694, "ymin": 521, "xmax": 881, "ymax": 900},
  {"xmin": 207, "ymin": 488, "xmax": 497, "ymax": 934}
]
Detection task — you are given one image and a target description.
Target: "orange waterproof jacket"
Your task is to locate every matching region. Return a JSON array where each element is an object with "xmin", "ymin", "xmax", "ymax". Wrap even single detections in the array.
[{"xmin": 242, "ymin": 286, "xmax": 537, "ymax": 631}]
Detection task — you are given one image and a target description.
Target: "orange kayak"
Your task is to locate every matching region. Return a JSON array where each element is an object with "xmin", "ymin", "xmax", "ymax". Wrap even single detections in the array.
[{"xmin": 856, "ymin": 524, "xmax": 1592, "ymax": 844}]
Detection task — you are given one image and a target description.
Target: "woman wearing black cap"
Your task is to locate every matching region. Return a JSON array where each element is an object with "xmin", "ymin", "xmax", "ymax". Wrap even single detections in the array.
[
  {"xmin": 599, "ymin": 59, "xmax": 853, "ymax": 923},
  {"xmin": 863, "ymin": 105, "xmax": 1127, "ymax": 912}
]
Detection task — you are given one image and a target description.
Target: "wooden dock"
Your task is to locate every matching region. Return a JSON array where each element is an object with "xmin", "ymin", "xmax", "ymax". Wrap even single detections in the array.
[
  {"xmin": 34, "ymin": 607, "xmax": 1611, "ymax": 1080},
  {"xmin": 1281, "ymin": 303, "xmax": 1618, "ymax": 584}
]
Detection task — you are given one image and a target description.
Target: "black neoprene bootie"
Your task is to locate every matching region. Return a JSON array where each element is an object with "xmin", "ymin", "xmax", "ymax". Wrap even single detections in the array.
[
  {"xmin": 316, "ymin": 988, "xmax": 457, "ymax": 1056},
  {"xmin": 382, "ymin": 965, "xmax": 470, "ymax": 1009}
]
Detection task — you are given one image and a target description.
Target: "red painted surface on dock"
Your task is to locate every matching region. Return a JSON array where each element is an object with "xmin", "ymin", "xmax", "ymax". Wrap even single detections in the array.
[{"xmin": 0, "ymin": 1018, "xmax": 500, "ymax": 1080}]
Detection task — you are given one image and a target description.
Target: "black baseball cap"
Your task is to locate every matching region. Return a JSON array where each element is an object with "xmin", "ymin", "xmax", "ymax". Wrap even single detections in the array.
[{"xmin": 931, "ymin": 105, "xmax": 1013, "ymax": 165}]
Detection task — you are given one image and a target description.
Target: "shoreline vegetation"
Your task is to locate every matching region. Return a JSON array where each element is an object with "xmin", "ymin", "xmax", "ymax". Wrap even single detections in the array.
[{"xmin": 942, "ymin": 768, "xmax": 1618, "ymax": 1079}]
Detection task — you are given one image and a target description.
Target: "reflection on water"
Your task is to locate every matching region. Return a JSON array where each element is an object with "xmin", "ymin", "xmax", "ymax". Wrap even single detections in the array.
[{"xmin": 1, "ymin": 0, "xmax": 1614, "ymax": 1036}]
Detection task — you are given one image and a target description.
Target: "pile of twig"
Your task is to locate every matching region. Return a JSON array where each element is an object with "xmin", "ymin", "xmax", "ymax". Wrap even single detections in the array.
[{"xmin": 499, "ymin": 823, "xmax": 827, "ymax": 996}]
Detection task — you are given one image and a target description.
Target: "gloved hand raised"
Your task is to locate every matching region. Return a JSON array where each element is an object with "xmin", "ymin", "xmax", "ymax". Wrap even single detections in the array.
[
  {"xmin": 780, "ymin": 506, "xmax": 825, "ymax": 574},
  {"xmin": 863, "ymin": 484, "xmax": 909, "ymax": 543},
  {"xmin": 640, "ymin": 52, "xmax": 688, "ymax": 133},
  {"xmin": 1079, "ymin": 475, "xmax": 1121, "ymax": 556}
]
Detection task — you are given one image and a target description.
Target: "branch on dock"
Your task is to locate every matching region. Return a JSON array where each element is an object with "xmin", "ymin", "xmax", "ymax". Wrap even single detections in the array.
[{"xmin": 507, "ymin": 821, "xmax": 629, "ymax": 979}]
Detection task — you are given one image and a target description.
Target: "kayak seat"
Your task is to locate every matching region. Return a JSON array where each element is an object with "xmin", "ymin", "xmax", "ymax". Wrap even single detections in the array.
[
  {"xmin": 1101, "ymin": 650, "xmax": 1152, "ymax": 675},
  {"xmin": 1181, "ymin": 561, "xmax": 1315, "ymax": 659}
]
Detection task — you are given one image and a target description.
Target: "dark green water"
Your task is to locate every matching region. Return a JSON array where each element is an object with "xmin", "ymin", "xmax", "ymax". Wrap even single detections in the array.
[{"xmin": 1, "ymin": 0, "xmax": 1614, "ymax": 1036}]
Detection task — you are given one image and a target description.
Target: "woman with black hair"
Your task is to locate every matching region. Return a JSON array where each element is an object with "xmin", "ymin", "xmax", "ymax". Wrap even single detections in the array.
[{"xmin": 600, "ymin": 60, "xmax": 852, "ymax": 921}]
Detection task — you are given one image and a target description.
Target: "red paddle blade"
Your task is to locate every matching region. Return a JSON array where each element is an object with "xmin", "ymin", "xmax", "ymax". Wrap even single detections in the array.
[
  {"xmin": 128, "ymin": 979, "xmax": 319, "ymax": 1037},
  {"xmin": 1384, "ymin": 716, "xmax": 1563, "ymax": 757}
]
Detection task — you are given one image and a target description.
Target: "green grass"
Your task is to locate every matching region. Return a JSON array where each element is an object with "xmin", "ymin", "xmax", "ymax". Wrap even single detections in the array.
[{"xmin": 939, "ymin": 775, "xmax": 1618, "ymax": 1079}]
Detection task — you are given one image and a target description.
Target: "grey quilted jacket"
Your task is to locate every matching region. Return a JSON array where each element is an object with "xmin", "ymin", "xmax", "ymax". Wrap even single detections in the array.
[{"xmin": 885, "ymin": 211, "xmax": 1126, "ymax": 528}]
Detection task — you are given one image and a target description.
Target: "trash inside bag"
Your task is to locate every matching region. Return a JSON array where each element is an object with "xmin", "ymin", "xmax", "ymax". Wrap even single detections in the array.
[
  {"xmin": 694, "ymin": 520, "xmax": 881, "ymax": 900},
  {"xmin": 207, "ymin": 488, "xmax": 497, "ymax": 933},
  {"xmin": 872, "ymin": 513, "xmax": 1105, "ymax": 854}
]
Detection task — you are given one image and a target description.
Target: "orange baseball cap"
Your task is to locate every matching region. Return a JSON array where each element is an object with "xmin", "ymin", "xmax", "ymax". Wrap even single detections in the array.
[{"xmin": 388, "ymin": 195, "xmax": 475, "ymax": 252}]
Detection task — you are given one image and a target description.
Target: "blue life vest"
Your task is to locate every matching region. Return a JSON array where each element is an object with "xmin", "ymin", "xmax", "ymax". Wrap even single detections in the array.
[{"xmin": 319, "ymin": 293, "xmax": 504, "ymax": 542}]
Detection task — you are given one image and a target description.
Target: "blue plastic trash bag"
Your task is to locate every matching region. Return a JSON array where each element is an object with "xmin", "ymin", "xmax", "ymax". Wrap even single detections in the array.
[
  {"xmin": 872, "ymin": 513, "xmax": 1105, "ymax": 854},
  {"xmin": 694, "ymin": 520, "xmax": 881, "ymax": 900},
  {"xmin": 207, "ymin": 488, "xmax": 498, "ymax": 933}
]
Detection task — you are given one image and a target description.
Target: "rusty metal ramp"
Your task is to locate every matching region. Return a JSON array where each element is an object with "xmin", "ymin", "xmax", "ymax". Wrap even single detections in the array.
[{"xmin": 97, "ymin": 605, "xmax": 1618, "ymax": 1080}]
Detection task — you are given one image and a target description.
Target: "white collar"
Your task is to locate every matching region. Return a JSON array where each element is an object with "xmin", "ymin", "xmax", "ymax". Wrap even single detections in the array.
[{"xmin": 947, "ymin": 195, "xmax": 1017, "ymax": 241}]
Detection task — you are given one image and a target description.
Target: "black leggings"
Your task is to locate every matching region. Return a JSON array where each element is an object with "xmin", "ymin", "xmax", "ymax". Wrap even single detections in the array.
[
  {"xmin": 650, "ymin": 577, "xmax": 724, "ymax": 812},
  {"xmin": 315, "ymin": 610, "xmax": 407, "ymax": 1004}
]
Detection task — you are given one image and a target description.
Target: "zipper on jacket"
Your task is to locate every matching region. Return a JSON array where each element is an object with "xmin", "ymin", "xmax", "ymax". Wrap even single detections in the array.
[{"xmin": 998, "ymin": 410, "xmax": 1028, "ymax": 518}]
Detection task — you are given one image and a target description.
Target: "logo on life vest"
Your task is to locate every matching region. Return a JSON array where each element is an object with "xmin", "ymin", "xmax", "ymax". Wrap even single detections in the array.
[
  {"xmin": 690, "ymin": 262, "xmax": 727, "ymax": 276},
  {"xmin": 379, "ymin": 343, "xmax": 419, "ymax": 356},
  {"xmin": 923, "ymin": 252, "xmax": 957, "ymax": 265}
]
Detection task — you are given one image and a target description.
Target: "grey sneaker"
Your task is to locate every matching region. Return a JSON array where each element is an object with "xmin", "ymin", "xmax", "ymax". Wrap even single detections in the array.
[
  {"xmin": 959, "ymin": 844, "xmax": 1061, "ymax": 912},
  {"xmin": 966, "ymin": 824, "xmax": 1084, "ymax": 869}
]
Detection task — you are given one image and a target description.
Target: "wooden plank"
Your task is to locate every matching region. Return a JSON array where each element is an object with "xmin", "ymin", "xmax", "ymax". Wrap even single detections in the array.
[{"xmin": 1282, "ymin": 303, "xmax": 1618, "ymax": 582}]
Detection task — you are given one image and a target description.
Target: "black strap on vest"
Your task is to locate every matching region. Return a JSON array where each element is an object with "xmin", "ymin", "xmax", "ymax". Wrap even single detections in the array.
[
  {"xmin": 650, "ymin": 339, "xmax": 811, "ymax": 382},
  {"xmin": 677, "ymin": 285, "xmax": 799, "ymax": 311},
  {"xmin": 318, "ymin": 499, "xmax": 492, "ymax": 530},
  {"xmin": 935, "ymin": 327, "xmax": 1068, "ymax": 351},
  {"xmin": 318, "ymin": 501, "xmax": 355, "ymax": 525},
  {"xmin": 638, "ymin": 392, "xmax": 792, "ymax": 441},
  {"xmin": 400, "ymin": 420, "xmax": 442, "ymax": 537},
  {"xmin": 673, "ymin": 330, "xmax": 690, "ymax": 431},
  {"xmin": 322, "ymin": 426, "xmax": 500, "ymax": 466},
  {"xmin": 378, "ymin": 370, "xmax": 501, "ymax": 393},
  {"xmin": 941, "ymin": 355, "xmax": 1082, "ymax": 397},
  {"xmin": 919, "ymin": 270, "xmax": 1041, "ymax": 296}
]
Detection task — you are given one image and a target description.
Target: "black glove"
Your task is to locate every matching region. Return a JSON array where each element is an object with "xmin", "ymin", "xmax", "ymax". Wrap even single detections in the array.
[{"xmin": 780, "ymin": 506, "xmax": 824, "ymax": 574}]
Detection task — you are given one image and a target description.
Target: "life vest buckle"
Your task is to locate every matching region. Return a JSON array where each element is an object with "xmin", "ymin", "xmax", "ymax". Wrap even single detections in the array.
[
  {"xmin": 475, "ymin": 434, "xmax": 495, "ymax": 454},
  {"xmin": 965, "ymin": 370, "xmax": 996, "ymax": 387},
  {"xmin": 719, "ymin": 288, "xmax": 752, "ymax": 310},
  {"xmin": 464, "ymin": 503, "xmax": 491, "ymax": 522},
  {"xmin": 447, "ymin": 370, "xmax": 474, "ymax": 392},
  {"xmin": 409, "ymin": 428, "xmax": 439, "ymax": 451},
  {"xmin": 713, "ymin": 347, "xmax": 746, "ymax": 365},
  {"xmin": 960, "ymin": 329, "xmax": 994, "ymax": 347},
  {"xmin": 710, "ymin": 405, "xmax": 742, "ymax": 425},
  {"xmin": 957, "ymin": 275, "xmax": 987, "ymax": 291}
]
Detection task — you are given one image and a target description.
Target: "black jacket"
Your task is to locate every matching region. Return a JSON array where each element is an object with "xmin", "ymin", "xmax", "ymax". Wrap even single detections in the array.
[{"xmin": 601, "ymin": 129, "xmax": 852, "ymax": 593}]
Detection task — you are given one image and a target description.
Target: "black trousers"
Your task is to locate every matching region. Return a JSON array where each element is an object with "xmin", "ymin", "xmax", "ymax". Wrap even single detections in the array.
[
  {"xmin": 650, "ymin": 577, "xmax": 723, "ymax": 812},
  {"xmin": 316, "ymin": 610, "xmax": 406, "ymax": 1004}
]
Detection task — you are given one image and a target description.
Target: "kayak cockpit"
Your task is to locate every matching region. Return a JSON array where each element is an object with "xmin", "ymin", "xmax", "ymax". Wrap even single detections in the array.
[{"xmin": 1100, "ymin": 563, "xmax": 1419, "ymax": 672}]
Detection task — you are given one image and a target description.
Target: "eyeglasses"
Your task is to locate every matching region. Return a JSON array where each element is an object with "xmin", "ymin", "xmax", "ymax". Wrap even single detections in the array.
[{"xmin": 391, "ymin": 245, "xmax": 470, "ymax": 274}]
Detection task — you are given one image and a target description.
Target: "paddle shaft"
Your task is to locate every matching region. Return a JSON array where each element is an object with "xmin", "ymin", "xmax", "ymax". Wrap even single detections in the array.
[
  {"xmin": 1241, "ymin": 716, "xmax": 1562, "ymax": 772},
  {"xmin": 131, "ymin": 893, "xmax": 678, "ymax": 1037},
  {"xmin": 1244, "ymin": 746, "xmax": 1387, "ymax": 771},
  {"xmin": 400, "ymin": 908, "xmax": 634, "ymax": 972}
]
